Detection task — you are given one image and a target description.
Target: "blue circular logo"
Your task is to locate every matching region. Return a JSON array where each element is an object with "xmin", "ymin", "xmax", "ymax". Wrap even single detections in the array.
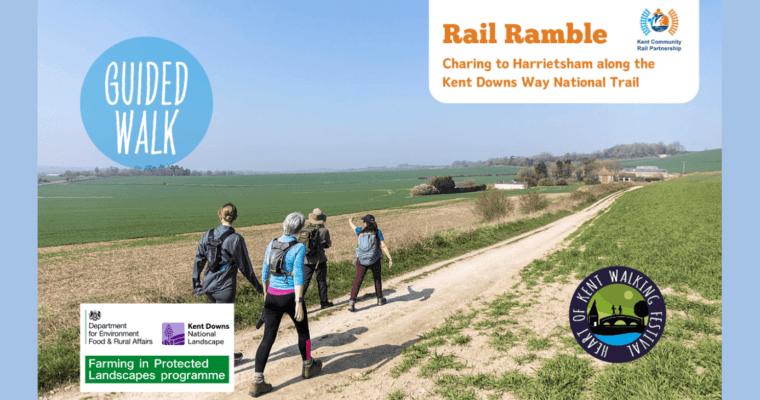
[
  {"xmin": 649, "ymin": 9, "xmax": 670, "ymax": 32},
  {"xmin": 80, "ymin": 37, "xmax": 213, "ymax": 169},
  {"xmin": 569, "ymin": 266, "xmax": 666, "ymax": 363}
]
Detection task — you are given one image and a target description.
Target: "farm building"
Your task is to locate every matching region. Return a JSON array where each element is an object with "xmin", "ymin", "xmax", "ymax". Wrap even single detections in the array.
[
  {"xmin": 618, "ymin": 166, "xmax": 668, "ymax": 182},
  {"xmin": 597, "ymin": 167, "xmax": 614, "ymax": 183},
  {"xmin": 494, "ymin": 181, "xmax": 528, "ymax": 190}
]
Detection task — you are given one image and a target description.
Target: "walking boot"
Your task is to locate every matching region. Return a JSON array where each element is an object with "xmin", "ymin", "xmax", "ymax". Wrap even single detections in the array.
[
  {"xmin": 377, "ymin": 297, "xmax": 387, "ymax": 306},
  {"xmin": 302, "ymin": 358, "xmax": 323, "ymax": 379},
  {"xmin": 347, "ymin": 301, "xmax": 355, "ymax": 312},
  {"xmin": 249, "ymin": 378, "xmax": 272, "ymax": 397},
  {"xmin": 234, "ymin": 352, "xmax": 243, "ymax": 361},
  {"xmin": 320, "ymin": 302, "xmax": 334, "ymax": 310}
]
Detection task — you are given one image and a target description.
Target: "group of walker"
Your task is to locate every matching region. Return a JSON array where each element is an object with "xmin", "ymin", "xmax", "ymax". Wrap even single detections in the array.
[{"xmin": 192, "ymin": 203, "xmax": 393, "ymax": 397}]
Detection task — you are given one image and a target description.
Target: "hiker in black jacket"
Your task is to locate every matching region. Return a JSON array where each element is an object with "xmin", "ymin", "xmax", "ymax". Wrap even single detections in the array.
[
  {"xmin": 301, "ymin": 208, "xmax": 334, "ymax": 309},
  {"xmin": 193, "ymin": 203, "xmax": 263, "ymax": 361}
]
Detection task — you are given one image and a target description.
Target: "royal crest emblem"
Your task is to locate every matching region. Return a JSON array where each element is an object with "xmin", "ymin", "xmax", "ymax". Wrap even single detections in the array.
[{"xmin": 88, "ymin": 310, "xmax": 101, "ymax": 321}]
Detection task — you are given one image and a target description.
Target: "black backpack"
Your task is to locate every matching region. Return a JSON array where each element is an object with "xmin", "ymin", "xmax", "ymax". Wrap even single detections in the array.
[
  {"xmin": 298, "ymin": 225, "xmax": 322, "ymax": 257},
  {"xmin": 207, "ymin": 228, "xmax": 235, "ymax": 273},
  {"xmin": 268, "ymin": 239, "xmax": 299, "ymax": 278}
]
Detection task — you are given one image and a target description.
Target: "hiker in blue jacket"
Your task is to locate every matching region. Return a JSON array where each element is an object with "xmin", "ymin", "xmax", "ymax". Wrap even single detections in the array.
[
  {"xmin": 192, "ymin": 203, "xmax": 263, "ymax": 362},
  {"xmin": 250, "ymin": 212, "xmax": 322, "ymax": 397},
  {"xmin": 347, "ymin": 214, "xmax": 393, "ymax": 312}
]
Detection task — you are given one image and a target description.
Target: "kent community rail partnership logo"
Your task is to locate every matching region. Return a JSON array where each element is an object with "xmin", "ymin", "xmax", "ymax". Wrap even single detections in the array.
[
  {"xmin": 80, "ymin": 37, "xmax": 213, "ymax": 170},
  {"xmin": 640, "ymin": 8, "xmax": 679, "ymax": 36},
  {"xmin": 569, "ymin": 266, "xmax": 666, "ymax": 363}
]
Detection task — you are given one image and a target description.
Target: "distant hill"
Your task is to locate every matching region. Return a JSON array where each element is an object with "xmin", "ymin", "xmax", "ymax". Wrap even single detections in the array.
[
  {"xmin": 37, "ymin": 165, "xmax": 95, "ymax": 175},
  {"xmin": 619, "ymin": 149, "xmax": 722, "ymax": 174},
  {"xmin": 450, "ymin": 141, "xmax": 690, "ymax": 168},
  {"xmin": 38, "ymin": 145, "xmax": 721, "ymax": 177},
  {"xmin": 39, "ymin": 163, "xmax": 447, "ymax": 177}
]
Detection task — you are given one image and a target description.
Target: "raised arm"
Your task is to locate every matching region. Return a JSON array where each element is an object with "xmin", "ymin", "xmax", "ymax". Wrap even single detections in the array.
[{"xmin": 348, "ymin": 216, "xmax": 358, "ymax": 231}]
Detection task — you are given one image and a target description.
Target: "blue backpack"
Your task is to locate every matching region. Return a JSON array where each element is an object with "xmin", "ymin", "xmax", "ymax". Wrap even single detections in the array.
[{"xmin": 356, "ymin": 232, "xmax": 382, "ymax": 265}]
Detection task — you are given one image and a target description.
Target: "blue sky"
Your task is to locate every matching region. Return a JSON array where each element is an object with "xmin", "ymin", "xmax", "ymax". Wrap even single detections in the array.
[{"xmin": 38, "ymin": 0, "xmax": 722, "ymax": 171}]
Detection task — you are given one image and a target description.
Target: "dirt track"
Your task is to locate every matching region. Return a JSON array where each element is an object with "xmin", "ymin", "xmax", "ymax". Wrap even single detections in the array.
[{"xmin": 52, "ymin": 187, "xmax": 639, "ymax": 400}]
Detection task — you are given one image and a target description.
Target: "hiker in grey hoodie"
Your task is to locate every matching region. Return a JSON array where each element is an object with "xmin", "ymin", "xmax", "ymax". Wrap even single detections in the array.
[{"xmin": 193, "ymin": 203, "xmax": 263, "ymax": 361}]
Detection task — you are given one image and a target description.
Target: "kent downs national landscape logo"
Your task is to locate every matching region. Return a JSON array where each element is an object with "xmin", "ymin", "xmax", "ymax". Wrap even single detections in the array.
[
  {"xmin": 569, "ymin": 266, "xmax": 666, "ymax": 363},
  {"xmin": 640, "ymin": 8, "xmax": 679, "ymax": 36},
  {"xmin": 162, "ymin": 322, "xmax": 185, "ymax": 346}
]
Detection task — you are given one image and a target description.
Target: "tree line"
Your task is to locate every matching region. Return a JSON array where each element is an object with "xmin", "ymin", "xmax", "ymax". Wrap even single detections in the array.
[
  {"xmin": 50, "ymin": 165, "xmax": 238, "ymax": 181},
  {"xmin": 450, "ymin": 141, "xmax": 685, "ymax": 169},
  {"xmin": 515, "ymin": 158, "xmax": 625, "ymax": 187}
]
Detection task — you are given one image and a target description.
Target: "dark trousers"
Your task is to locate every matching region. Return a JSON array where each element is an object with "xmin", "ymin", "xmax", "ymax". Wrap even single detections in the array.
[
  {"xmin": 205, "ymin": 288, "xmax": 235, "ymax": 303},
  {"xmin": 303, "ymin": 261, "xmax": 330, "ymax": 305},
  {"xmin": 349, "ymin": 258, "xmax": 382, "ymax": 301},
  {"xmin": 255, "ymin": 292, "xmax": 311, "ymax": 373},
  {"xmin": 206, "ymin": 289, "xmax": 238, "ymax": 358}
]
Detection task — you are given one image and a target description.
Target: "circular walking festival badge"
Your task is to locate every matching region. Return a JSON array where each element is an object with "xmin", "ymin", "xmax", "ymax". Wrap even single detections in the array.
[{"xmin": 569, "ymin": 266, "xmax": 666, "ymax": 363}]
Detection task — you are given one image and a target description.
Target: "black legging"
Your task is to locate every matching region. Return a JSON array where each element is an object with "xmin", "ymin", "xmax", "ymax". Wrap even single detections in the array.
[{"xmin": 255, "ymin": 292, "xmax": 311, "ymax": 373}]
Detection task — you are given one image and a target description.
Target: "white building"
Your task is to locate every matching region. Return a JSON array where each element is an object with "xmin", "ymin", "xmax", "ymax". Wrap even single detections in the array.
[
  {"xmin": 494, "ymin": 181, "xmax": 528, "ymax": 190},
  {"xmin": 619, "ymin": 166, "xmax": 668, "ymax": 182}
]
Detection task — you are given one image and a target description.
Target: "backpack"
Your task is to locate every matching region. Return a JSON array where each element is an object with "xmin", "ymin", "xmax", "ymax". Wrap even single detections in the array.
[
  {"xmin": 207, "ymin": 228, "xmax": 235, "ymax": 273},
  {"xmin": 298, "ymin": 225, "xmax": 322, "ymax": 257},
  {"xmin": 356, "ymin": 232, "xmax": 382, "ymax": 266},
  {"xmin": 268, "ymin": 239, "xmax": 299, "ymax": 278}
]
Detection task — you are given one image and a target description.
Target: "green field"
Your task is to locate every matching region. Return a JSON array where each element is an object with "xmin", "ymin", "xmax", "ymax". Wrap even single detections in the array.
[
  {"xmin": 38, "ymin": 149, "xmax": 722, "ymax": 247},
  {"xmin": 619, "ymin": 149, "xmax": 722, "ymax": 174},
  {"xmin": 39, "ymin": 166, "xmax": 532, "ymax": 247}
]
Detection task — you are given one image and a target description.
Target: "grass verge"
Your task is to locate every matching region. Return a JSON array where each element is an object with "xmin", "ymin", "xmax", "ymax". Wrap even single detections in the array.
[{"xmin": 388, "ymin": 174, "xmax": 721, "ymax": 399}]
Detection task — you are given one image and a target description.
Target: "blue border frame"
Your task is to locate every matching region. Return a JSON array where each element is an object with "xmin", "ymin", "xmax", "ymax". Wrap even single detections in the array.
[
  {"xmin": 0, "ymin": 1, "xmax": 37, "ymax": 395},
  {"xmin": 723, "ymin": 0, "xmax": 758, "ymax": 397},
  {"xmin": 3, "ymin": 0, "xmax": 754, "ymax": 397}
]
